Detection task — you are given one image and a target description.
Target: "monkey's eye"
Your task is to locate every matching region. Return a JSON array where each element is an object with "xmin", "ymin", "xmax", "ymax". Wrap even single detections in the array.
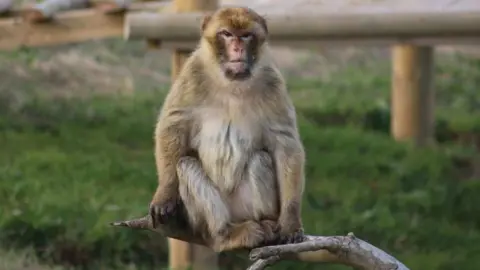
[
  {"xmin": 220, "ymin": 30, "xmax": 233, "ymax": 38},
  {"xmin": 241, "ymin": 33, "xmax": 253, "ymax": 39}
]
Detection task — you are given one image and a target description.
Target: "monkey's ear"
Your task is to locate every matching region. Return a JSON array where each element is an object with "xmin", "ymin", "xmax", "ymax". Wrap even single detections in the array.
[
  {"xmin": 258, "ymin": 15, "xmax": 268, "ymax": 34},
  {"xmin": 201, "ymin": 13, "xmax": 213, "ymax": 32}
]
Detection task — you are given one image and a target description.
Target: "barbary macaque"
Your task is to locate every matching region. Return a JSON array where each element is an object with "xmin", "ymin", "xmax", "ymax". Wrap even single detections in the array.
[{"xmin": 150, "ymin": 6, "xmax": 306, "ymax": 252}]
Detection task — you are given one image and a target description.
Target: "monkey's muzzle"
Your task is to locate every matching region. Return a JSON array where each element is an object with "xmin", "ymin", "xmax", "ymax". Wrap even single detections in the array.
[{"xmin": 224, "ymin": 60, "xmax": 250, "ymax": 79}]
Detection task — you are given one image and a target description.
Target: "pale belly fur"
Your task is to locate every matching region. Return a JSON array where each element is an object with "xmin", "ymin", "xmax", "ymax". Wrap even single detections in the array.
[
  {"xmin": 191, "ymin": 108, "xmax": 276, "ymax": 221},
  {"xmin": 192, "ymin": 109, "xmax": 261, "ymax": 192}
]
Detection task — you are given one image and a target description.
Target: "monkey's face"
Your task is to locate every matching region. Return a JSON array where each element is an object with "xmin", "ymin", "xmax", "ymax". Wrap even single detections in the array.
[
  {"xmin": 216, "ymin": 29, "xmax": 256, "ymax": 80},
  {"xmin": 201, "ymin": 7, "xmax": 268, "ymax": 81}
]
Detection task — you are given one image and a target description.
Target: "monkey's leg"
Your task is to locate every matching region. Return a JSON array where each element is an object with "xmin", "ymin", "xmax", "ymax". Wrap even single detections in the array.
[
  {"xmin": 247, "ymin": 151, "xmax": 278, "ymax": 221},
  {"xmin": 245, "ymin": 151, "xmax": 279, "ymax": 243},
  {"xmin": 214, "ymin": 151, "xmax": 279, "ymax": 252},
  {"xmin": 176, "ymin": 156, "xmax": 231, "ymax": 238}
]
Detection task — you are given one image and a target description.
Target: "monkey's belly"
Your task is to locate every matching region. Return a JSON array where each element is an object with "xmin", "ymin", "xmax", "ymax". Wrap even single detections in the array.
[
  {"xmin": 196, "ymin": 129, "xmax": 255, "ymax": 193},
  {"xmin": 194, "ymin": 116, "xmax": 253, "ymax": 185},
  {"xmin": 193, "ymin": 117, "xmax": 278, "ymax": 221}
]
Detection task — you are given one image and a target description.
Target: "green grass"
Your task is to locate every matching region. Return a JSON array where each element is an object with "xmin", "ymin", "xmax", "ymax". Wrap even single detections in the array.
[
  {"xmin": 0, "ymin": 248, "xmax": 67, "ymax": 270},
  {"xmin": 286, "ymin": 53, "xmax": 480, "ymax": 140},
  {"xmin": 0, "ymin": 49, "xmax": 480, "ymax": 269},
  {"xmin": 0, "ymin": 92, "xmax": 169, "ymax": 269}
]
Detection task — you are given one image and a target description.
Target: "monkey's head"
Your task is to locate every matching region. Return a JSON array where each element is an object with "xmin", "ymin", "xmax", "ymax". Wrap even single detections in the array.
[{"xmin": 201, "ymin": 7, "xmax": 269, "ymax": 81}]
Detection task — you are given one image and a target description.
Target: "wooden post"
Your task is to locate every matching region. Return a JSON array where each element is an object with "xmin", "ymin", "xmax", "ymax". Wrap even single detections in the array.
[
  {"xmin": 169, "ymin": 2, "xmax": 218, "ymax": 270},
  {"xmin": 391, "ymin": 44, "xmax": 435, "ymax": 147}
]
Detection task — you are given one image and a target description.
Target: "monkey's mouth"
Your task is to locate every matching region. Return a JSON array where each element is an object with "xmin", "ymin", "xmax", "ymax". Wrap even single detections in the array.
[{"xmin": 224, "ymin": 60, "xmax": 251, "ymax": 80}]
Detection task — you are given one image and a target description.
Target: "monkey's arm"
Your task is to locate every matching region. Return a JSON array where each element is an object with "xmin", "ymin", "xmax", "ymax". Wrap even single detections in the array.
[
  {"xmin": 150, "ymin": 81, "xmax": 193, "ymax": 226},
  {"xmin": 152, "ymin": 110, "xmax": 189, "ymax": 195},
  {"xmin": 268, "ymin": 102, "xmax": 306, "ymax": 239}
]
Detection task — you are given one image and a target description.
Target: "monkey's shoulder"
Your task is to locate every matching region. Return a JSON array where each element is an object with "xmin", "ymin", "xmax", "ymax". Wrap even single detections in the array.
[
  {"xmin": 163, "ymin": 63, "xmax": 210, "ymax": 107},
  {"xmin": 257, "ymin": 65, "xmax": 285, "ymax": 90}
]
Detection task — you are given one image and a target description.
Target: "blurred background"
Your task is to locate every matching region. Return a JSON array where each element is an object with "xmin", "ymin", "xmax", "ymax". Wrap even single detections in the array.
[{"xmin": 1, "ymin": 0, "xmax": 479, "ymax": 269}]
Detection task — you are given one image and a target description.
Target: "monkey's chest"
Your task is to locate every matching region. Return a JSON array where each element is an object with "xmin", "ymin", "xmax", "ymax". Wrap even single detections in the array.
[{"xmin": 192, "ymin": 115, "xmax": 263, "ymax": 190}]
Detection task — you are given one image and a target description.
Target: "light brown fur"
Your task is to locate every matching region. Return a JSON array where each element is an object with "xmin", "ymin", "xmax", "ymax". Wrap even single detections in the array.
[{"xmin": 150, "ymin": 6, "xmax": 306, "ymax": 252}]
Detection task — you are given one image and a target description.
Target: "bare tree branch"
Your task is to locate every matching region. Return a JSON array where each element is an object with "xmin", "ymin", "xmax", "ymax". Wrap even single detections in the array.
[
  {"xmin": 246, "ymin": 255, "xmax": 281, "ymax": 270},
  {"xmin": 248, "ymin": 233, "xmax": 409, "ymax": 270},
  {"xmin": 111, "ymin": 214, "xmax": 410, "ymax": 270}
]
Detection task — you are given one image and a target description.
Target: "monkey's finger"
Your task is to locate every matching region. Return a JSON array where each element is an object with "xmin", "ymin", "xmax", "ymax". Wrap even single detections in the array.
[
  {"xmin": 290, "ymin": 230, "xmax": 306, "ymax": 243},
  {"xmin": 152, "ymin": 204, "xmax": 168, "ymax": 227},
  {"xmin": 149, "ymin": 206, "xmax": 158, "ymax": 228},
  {"xmin": 280, "ymin": 235, "xmax": 290, "ymax": 244},
  {"xmin": 166, "ymin": 200, "xmax": 179, "ymax": 215},
  {"xmin": 161, "ymin": 204, "xmax": 170, "ymax": 215},
  {"xmin": 166, "ymin": 202, "xmax": 176, "ymax": 214},
  {"xmin": 161, "ymin": 203, "xmax": 177, "ymax": 223},
  {"xmin": 279, "ymin": 232, "xmax": 299, "ymax": 244}
]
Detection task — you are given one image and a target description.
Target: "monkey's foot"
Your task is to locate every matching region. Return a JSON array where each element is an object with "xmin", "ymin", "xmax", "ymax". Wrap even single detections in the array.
[
  {"xmin": 278, "ymin": 228, "xmax": 306, "ymax": 244},
  {"xmin": 259, "ymin": 220, "xmax": 280, "ymax": 244},
  {"xmin": 149, "ymin": 197, "xmax": 180, "ymax": 228},
  {"xmin": 213, "ymin": 220, "xmax": 275, "ymax": 253}
]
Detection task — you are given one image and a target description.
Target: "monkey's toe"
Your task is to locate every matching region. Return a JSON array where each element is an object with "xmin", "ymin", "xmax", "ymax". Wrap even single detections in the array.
[
  {"xmin": 282, "ymin": 228, "xmax": 305, "ymax": 244},
  {"xmin": 259, "ymin": 220, "xmax": 279, "ymax": 244}
]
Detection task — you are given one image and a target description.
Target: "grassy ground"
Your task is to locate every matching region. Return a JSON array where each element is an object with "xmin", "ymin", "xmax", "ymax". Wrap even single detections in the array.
[
  {"xmin": 0, "ymin": 39, "xmax": 480, "ymax": 270},
  {"xmin": 0, "ymin": 249, "xmax": 66, "ymax": 270}
]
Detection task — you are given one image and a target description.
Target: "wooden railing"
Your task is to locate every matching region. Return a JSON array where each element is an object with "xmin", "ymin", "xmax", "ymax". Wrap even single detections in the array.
[
  {"xmin": 0, "ymin": 0, "xmax": 169, "ymax": 50},
  {"xmin": 124, "ymin": 7, "xmax": 480, "ymax": 147}
]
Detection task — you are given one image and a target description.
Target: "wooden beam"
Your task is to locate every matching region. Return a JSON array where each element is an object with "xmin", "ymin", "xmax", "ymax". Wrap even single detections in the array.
[
  {"xmin": 391, "ymin": 44, "xmax": 435, "ymax": 146},
  {"xmin": 0, "ymin": 8, "xmax": 124, "ymax": 50},
  {"xmin": 0, "ymin": 1, "xmax": 169, "ymax": 18},
  {"xmin": 21, "ymin": 0, "xmax": 90, "ymax": 23},
  {"xmin": 125, "ymin": 10, "xmax": 480, "ymax": 47},
  {"xmin": 94, "ymin": 0, "xmax": 170, "ymax": 14},
  {"xmin": 0, "ymin": 2, "xmax": 170, "ymax": 51},
  {"xmin": 94, "ymin": 0, "xmax": 133, "ymax": 12}
]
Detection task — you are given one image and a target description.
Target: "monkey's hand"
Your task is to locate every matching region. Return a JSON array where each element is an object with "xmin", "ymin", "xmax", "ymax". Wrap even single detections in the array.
[
  {"xmin": 149, "ymin": 194, "xmax": 181, "ymax": 228},
  {"xmin": 277, "ymin": 218, "xmax": 306, "ymax": 244}
]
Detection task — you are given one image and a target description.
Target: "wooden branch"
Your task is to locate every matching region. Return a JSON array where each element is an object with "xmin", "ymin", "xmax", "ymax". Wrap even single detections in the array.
[
  {"xmin": 111, "ymin": 215, "xmax": 410, "ymax": 270},
  {"xmin": 21, "ymin": 0, "xmax": 91, "ymax": 23},
  {"xmin": 124, "ymin": 10, "xmax": 480, "ymax": 47},
  {"xmin": 111, "ymin": 215, "xmax": 210, "ymax": 246},
  {"xmin": 248, "ymin": 234, "xmax": 409, "ymax": 270},
  {"xmin": 0, "ymin": 0, "xmax": 12, "ymax": 15}
]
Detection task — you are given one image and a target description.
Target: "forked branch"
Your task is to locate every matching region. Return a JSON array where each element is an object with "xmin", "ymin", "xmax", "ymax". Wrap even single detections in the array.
[{"xmin": 111, "ymin": 214, "xmax": 409, "ymax": 270}]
